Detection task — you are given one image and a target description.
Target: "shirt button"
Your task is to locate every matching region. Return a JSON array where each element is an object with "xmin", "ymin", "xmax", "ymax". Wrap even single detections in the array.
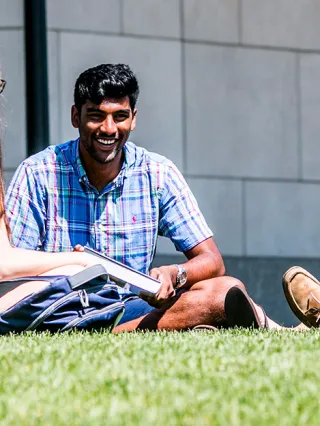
[{"xmin": 98, "ymin": 224, "xmax": 103, "ymax": 230}]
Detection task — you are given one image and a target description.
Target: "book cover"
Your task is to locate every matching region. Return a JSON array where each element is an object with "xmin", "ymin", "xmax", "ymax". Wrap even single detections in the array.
[{"xmin": 83, "ymin": 247, "xmax": 161, "ymax": 297}]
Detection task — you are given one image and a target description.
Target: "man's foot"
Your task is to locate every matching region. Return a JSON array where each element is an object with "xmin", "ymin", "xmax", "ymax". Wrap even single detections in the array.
[
  {"xmin": 224, "ymin": 286, "xmax": 269, "ymax": 329},
  {"xmin": 283, "ymin": 266, "xmax": 320, "ymax": 328}
]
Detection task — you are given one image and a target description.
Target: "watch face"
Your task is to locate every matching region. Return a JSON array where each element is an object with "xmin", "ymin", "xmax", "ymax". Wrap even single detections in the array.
[
  {"xmin": 180, "ymin": 275, "xmax": 187, "ymax": 285},
  {"xmin": 178, "ymin": 266, "xmax": 187, "ymax": 285}
]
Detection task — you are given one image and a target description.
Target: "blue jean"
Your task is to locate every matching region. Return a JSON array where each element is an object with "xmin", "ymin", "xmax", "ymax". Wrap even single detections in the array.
[{"xmin": 117, "ymin": 297, "xmax": 155, "ymax": 325}]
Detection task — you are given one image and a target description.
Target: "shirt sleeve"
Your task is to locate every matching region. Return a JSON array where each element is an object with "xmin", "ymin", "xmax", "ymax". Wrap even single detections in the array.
[
  {"xmin": 5, "ymin": 163, "xmax": 46, "ymax": 250},
  {"xmin": 158, "ymin": 162, "xmax": 213, "ymax": 252}
]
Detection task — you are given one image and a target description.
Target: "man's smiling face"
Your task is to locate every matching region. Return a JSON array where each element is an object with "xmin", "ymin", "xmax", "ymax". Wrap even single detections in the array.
[{"xmin": 72, "ymin": 97, "xmax": 137, "ymax": 165}]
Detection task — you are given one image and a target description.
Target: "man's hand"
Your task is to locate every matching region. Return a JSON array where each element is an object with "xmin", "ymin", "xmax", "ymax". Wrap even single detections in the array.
[
  {"xmin": 143, "ymin": 266, "xmax": 177, "ymax": 308},
  {"xmin": 73, "ymin": 247, "xmax": 178, "ymax": 306},
  {"xmin": 72, "ymin": 244, "xmax": 103, "ymax": 268},
  {"xmin": 73, "ymin": 244, "xmax": 85, "ymax": 252}
]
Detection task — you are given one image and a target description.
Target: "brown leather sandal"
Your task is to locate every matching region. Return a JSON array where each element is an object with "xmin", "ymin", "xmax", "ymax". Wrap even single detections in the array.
[{"xmin": 224, "ymin": 286, "xmax": 269, "ymax": 329}]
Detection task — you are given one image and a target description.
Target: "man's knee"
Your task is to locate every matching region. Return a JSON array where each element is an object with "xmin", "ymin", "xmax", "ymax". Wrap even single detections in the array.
[
  {"xmin": 224, "ymin": 276, "xmax": 246, "ymax": 292},
  {"xmin": 185, "ymin": 276, "xmax": 245, "ymax": 326},
  {"xmin": 193, "ymin": 276, "xmax": 246, "ymax": 297}
]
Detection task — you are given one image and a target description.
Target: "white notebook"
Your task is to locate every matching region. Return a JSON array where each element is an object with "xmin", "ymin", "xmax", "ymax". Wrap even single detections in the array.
[{"xmin": 83, "ymin": 247, "xmax": 161, "ymax": 298}]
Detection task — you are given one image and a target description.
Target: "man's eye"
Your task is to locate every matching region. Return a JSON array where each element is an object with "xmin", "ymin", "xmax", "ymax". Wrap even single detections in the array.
[
  {"xmin": 88, "ymin": 114, "xmax": 103, "ymax": 121},
  {"xmin": 114, "ymin": 114, "xmax": 129, "ymax": 121}
]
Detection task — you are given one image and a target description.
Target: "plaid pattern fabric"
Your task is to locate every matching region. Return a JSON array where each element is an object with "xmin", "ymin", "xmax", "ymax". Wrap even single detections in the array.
[{"xmin": 6, "ymin": 139, "xmax": 213, "ymax": 278}]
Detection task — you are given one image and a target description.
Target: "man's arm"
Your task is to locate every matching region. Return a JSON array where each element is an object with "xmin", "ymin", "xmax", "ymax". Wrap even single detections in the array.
[
  {"xmin": 148, "ymin": 237, "xmax": 225, "ymax": 305},
  {"xmin": 152, "ymin": 237, "xmax": 225, "ymax": 289},
  {"xmin": 148, "ymin": 161, "xmax": 224, "ymax": 305},
  {"xmin": 178, "ymin": 237, "xmax": 225, "ymax": 283}
]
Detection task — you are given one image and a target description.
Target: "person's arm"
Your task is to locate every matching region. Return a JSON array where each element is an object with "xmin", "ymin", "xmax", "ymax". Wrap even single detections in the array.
[
  {"xmin": 148, "ymin": 238, "xmax": 225, "ymax": 305},
  {"xmin": 148, "ymin": 161, "xmax": 225, "ymax": 305},
  {"xmin": 151, "ymin": 237, "xmax": 224, "ymax": 286},
  {"xmin": 0, "ymin": 218, "xmax": 97, "ymax": 280}
]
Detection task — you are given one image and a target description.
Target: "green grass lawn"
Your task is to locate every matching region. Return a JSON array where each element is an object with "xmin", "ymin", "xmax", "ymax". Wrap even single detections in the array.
[{"xmin": 0, "ymin": 329, "xmax": 320, "ymax": 426}]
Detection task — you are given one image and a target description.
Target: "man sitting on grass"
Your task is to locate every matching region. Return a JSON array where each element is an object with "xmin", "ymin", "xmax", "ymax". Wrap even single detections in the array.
[{"xmin": 6, "ymin": 63, "xmax": 295, "ymax": 332}]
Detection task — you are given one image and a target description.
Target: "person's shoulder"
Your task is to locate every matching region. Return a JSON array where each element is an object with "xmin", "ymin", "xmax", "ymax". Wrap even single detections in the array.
[
  {"xmin": 19, "ymin": 139, "xmax": 77, "ymax": 170},
  {"xmin": 126, "ymin": 141, "xmax": 177, "ymax": 173}
]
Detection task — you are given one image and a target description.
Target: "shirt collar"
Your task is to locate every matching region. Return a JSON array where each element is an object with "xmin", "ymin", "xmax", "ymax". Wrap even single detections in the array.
[{"xmin": 123, "ymin": 141, "xmax": 135, "ymax": 170}]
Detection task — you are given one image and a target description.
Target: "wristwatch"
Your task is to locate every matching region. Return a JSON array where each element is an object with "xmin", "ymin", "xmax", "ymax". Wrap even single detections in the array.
[{"xmin": 174, "ymin": 264, "xmax": 187, "ymax": 288}]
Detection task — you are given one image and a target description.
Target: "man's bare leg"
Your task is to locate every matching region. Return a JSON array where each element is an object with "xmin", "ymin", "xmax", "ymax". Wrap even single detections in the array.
[{"xmin": 113, "ymin": 276, "xmax": 283, "ymax": 333}]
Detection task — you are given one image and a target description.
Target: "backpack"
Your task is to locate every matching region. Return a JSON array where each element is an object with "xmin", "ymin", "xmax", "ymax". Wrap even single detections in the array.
[{"xmin": 0, "ymin": 264, "xmax": 125, "ymax": 334}]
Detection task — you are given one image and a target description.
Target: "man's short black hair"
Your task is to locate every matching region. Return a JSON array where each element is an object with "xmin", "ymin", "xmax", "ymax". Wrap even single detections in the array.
[{"xmin": 74, "ymin": 63, "xmax": 140, "ymax": 112}]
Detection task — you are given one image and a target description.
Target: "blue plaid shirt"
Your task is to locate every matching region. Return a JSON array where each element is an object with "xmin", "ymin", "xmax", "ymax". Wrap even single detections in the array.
[{"xmin": 6, "ymin": 139, "xmax": 213, "ymax": 275}]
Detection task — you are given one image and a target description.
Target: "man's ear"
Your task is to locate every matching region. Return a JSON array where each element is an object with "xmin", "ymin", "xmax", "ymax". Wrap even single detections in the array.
[
  {"xmin": 130, "ymin": 109, "xmax": 137, "ymax": 131},
  {"xmin": 71, "ymin": 105, "xmax": 80, "ymax": 128}
]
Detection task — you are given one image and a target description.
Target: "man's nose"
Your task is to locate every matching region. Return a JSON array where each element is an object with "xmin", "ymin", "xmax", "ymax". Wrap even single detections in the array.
[{"xmin": 100, "ymin": 116, "xmax": 117, "ymax": 134}]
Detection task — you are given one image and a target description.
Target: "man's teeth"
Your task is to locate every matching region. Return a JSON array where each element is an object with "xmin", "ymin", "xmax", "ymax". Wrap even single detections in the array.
[{"xmin": 97, "ymin": 138, "xmax": 116, "ymax": 145}]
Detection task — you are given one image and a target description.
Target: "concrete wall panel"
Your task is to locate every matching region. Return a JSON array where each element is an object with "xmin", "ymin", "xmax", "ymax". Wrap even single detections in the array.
[
  {"xmin": 123, "ymin": 0, "xmax": 180, "ymax": 38},
  {"xmin": 246, "ymin": 181, "xmax": 320, "ymax": 257},
  {"xmin": 46, "ymin": 0, "xmax": 121, "ymax": 33},
  {"xmin": 47, "ymin": 31, "xmax": 60, "ymax": 146},
  {"xmin": 0, "ymin": 0, "xmax": 23, "ymax": 27},
  {"xmin": 183, "ymin": 0, "xmax": 239, "ymax": 43},
  {"xmin": 0, "ymin": 30, "xmax": 26, "ymax": 169},
  {"xmin": 300, "ymin": 54, "xmax": 320, "ymax": 180},
  {"xmin": 187, "ymin": 177, "xmax": 243, "ymax": 255},
  {"xmin": 242, "ymin": 0, "xmax": 320, "ymax": 50},
  {"xmin": 185, "ymin": 44, "xmax": 299, "ymax": 179}
]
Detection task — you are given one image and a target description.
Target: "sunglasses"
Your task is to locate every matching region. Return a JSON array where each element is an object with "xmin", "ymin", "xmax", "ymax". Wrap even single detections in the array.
[{"xmin": 0, "ymin": 79, "xmax": 6, "ymax": 94}]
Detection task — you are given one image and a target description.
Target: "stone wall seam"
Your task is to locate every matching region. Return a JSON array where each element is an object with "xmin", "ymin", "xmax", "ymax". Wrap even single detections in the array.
[
  {"xmin": 242, "ymin": 179, "xmax": 247, "ymax": 256},
  {"xmin": 296, "ymin": 53, "xmax": 303, "ymax": 180},
  {"xmin": 237, "ymin": 0, "xmax": 243, "ymax": 44}
]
